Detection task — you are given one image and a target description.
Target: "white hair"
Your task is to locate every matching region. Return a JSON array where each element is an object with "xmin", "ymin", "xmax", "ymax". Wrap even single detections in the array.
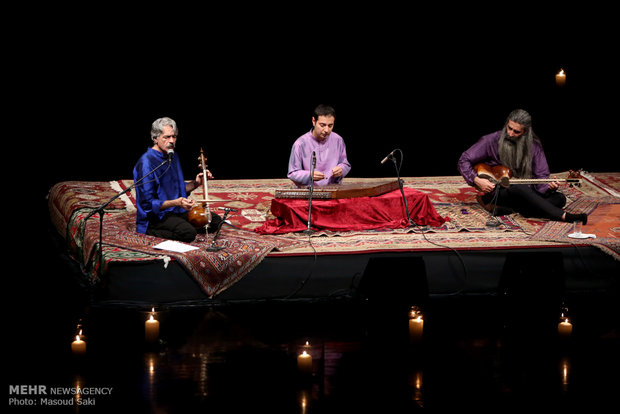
[{"xmin": 150, "ymin": 117, "xmax": 178, "ymax": 140}]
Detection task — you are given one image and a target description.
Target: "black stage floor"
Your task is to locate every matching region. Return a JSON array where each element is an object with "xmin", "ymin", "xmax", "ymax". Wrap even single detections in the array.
[
  {"xmin": 6, "ymin": 223, "xmax": 618, "ymax": 412},
  {"xmin": 7, "ymin": 282, "xmax": 620, "ymax": 412}
]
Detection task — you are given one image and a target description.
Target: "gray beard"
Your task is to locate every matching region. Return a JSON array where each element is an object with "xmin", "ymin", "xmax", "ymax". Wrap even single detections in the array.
[{"xmin": 498, "ymin": 133, "xmax": 532, "ymax": 178}]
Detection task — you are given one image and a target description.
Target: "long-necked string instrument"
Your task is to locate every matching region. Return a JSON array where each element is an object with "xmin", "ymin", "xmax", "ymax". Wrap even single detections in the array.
[
  {"xmin": 474, "ymin": 163, "xmax": 582, "ymax": 189},
  {"xmin": 188, "ymin": 148, "xmax": 212, "ymax": 230}
]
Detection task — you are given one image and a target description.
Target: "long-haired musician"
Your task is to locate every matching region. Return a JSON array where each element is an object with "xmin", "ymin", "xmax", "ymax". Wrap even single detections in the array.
[{"xmin": 457, "ymin": 109, "xmax": 587, "ymax": 223}]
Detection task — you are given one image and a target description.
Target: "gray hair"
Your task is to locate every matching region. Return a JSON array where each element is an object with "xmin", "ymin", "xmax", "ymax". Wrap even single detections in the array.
[
  {"xmin": 498, "ymin": 109, "xmax": 537, "ymax": 179},
  {"xmin": 150, "ymin": 117, "xmax": 178, "ymax": 140},
  {"xmin": 506, "ymin": 109, "xmax": 532, "ymax": 129}
]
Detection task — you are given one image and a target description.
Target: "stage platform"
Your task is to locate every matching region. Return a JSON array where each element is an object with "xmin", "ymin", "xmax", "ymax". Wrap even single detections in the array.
[{"xmin": 47, "ymin": 174, "xmax": 620, "ymax": 307}]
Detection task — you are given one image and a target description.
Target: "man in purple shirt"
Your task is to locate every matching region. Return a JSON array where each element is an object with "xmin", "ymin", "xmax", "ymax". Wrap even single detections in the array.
[
  {"xmin": 458, "ymin": 109, "xmax": 587, "ymax": 223},
  {"xmin": 287, "ymin": 104, "xmax": 351, "ymax": 187}
]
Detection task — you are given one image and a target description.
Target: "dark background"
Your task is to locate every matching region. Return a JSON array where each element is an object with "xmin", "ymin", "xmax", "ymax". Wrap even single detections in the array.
[
  {"xmin": 6, "ymin": 9, "xmax": 617, "ymax": 284},
  {"xmin": 13, "ymin": 11, "xmax": 616, "ymax": 208},
  {"xmin": 6, "ymin": 8, "xmax": 619, "ymax": 410},
  {"xmin": 31, "ymin": 43, "xmax": 615, "ymax": 191}
]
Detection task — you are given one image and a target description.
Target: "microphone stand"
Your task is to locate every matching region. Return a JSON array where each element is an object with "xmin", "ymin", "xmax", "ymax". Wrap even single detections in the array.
[
  {"xmin": 385, "ymin": 149, "xmax": 419, "ymax": 228},
  {"xmin": 303, "ymin": 152, "xmax": 316, "ymax": 235},
  {"xmin": 206, "ymin": 208, "xmax": 235, "ymax": 252},
  {"xmin": 485, "ymin": 184, "xmax": 502, "ymax": 227},
  {"xmin": 82, "ymin": 156, "xmax": 171, "ymax": 280}
]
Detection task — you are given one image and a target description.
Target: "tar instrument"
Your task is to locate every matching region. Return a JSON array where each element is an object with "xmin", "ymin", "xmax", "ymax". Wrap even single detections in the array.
[
  {"xmin": 188, "ymin": 148, "xmax": 212, "ymax": 229},
  {"xmin": 474, "ymin": 163, "xmax": 582, "ymax": 188}
]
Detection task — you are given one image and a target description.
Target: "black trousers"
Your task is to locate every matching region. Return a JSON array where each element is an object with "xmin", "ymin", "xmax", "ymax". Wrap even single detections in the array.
[
  {"xmin": 146, "ymin": 212, "xmax": 223, "ymax": 243},
  {"xmin": 482, "ymin": 185, "xmax": 567, "ymax": 220}
]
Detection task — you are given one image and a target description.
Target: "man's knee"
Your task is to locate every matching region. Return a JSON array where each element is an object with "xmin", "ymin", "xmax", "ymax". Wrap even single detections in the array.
[
  {"xmin": 175, "ymin": 222, "xmax": 197, "ymax": 242},
  {"xmin": 548, "ymin": 191, "xmax": 567, "ymax": 208}
]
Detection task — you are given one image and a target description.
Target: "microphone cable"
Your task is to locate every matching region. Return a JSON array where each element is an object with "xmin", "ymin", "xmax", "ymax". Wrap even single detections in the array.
[{"xmin": 386, "ymin": 149, "xmax": 469, "ymax": 295}]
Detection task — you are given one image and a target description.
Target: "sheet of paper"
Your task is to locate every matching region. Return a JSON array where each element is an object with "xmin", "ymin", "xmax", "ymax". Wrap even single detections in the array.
[{"xmin": 153, "ymin": 240, "xmax": 199, "ymax": 253}]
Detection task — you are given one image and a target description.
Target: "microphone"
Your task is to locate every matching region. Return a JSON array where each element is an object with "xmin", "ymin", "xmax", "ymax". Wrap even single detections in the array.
[
  {"xmin": 218, "ymin": 207, "xmax": 238, "ymax": 212},
  {"xmin": 381, "ymin": 150, "xmax": 395, "ymax": 164},
  {"xmin": 167, "ymin": 148, "xmax": 174, "ymax": 162},
  {"xmin": 312, "ymin": 151, "xmax": 316, "ymax": 167}
]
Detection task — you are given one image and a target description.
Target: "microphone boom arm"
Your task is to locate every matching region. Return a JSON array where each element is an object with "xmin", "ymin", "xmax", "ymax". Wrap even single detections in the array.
[{"xmin": 83, "ymin": 156, "xmax": 170, "ymax": 279}]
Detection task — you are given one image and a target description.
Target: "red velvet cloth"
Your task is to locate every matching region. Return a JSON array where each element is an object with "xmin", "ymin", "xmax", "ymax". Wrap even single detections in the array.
[{"xmin": 255, "ymin": 188, "xmax": 448, "ymax": 234}]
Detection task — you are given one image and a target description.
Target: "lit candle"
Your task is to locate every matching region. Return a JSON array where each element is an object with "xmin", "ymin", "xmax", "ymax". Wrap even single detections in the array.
[
  {"xmin": 145, "ymin": 309, "xmax": 160, "ymax": 344},
  {"xmin": 71, "ymin": 335, "xmax": 86, "ymax": 355},
  {"xmin": 555, "ymin": 69, "xmax": 566, "ymax": 87},
  {"xmin": 409, "ymin": 308, "xmax": 424, "ymax": 343},
  {"xmin": 409, "ymin": 316, "xmax": 424, "ymax": 343},
  {"xmin": 558, "ymin": 318, "xmax": 573, "ymax": 337},
  {"xmin": 297, "ymin": 350, "xmax": 313, "ymax": 374}
]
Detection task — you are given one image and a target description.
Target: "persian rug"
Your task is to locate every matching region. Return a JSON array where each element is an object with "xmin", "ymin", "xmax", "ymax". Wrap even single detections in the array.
[
  {"xmin": 72, "ymin": 209, "xmax": 306, "ymax": 296},
  {"xmin": 530, "ymin": 196, "xmax": 620, "ymax": 261},
  {"xmin": 47, "ymin": 172, "xmax": 620, "ymax": 294}
]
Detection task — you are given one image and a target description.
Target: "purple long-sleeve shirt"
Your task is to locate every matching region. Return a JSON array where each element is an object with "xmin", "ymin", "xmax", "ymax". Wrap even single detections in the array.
[
  {"xmin": 457, "ymin": 131, "xmax": 552, "ymax": 194},
  {"xmin": 287, "ymin": 130, "xmax": 351, "ymax": 186}
]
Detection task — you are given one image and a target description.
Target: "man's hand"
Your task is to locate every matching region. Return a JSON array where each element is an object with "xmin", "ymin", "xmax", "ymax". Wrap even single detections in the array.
[
  {"xmin": 187, "ymin": 171, "xmax": 214, "ymax": 193},
  {"xmin": 473, "ymin": 176, "xmax": 496, "ymax": 193},
  {"xmin": 547, "ymin": 176, "xmax": 561, "ymax": 191},
  {"xmin": 312, "ymin": 171, "xmax": 326, "ymax": 181},
  {"xmin": 194, "ymin": 170, "xmax": 214, "ymax": 187},
  {"xmin": 160, "ymin": 197, "xmax": 195, "ymax": 211},
  {"xmin": 178, "ymin": 197, "xmax": 196, "ymax": 210},
  {"xmin": 331, "ymin": 166, "xmax": 343, "ymax": 178}
]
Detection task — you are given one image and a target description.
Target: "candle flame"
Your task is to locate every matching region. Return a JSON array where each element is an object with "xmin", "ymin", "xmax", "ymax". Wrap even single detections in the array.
[
  {"xmin": 75, "ymin": 335, "xmax": 81, "ymax": 342},
  {"xmin": 558, "ymin": 69, "xmax": 565, "ymax": 76},
  {"xmin": 305, "ymin": 341, "xmax": 309, "ymax": 346},
  {"xmin": 149, "ymin": 314, "xmax": 155, "ymax": 322},
  {"xmin": 301, "ymin": 350, "xmax": 308, "ymax": 356}
]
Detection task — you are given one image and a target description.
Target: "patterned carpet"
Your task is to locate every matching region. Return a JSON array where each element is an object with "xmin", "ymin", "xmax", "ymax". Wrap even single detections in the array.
[
  {"xmin": 48, "ymin": 172, "xmax": 620, "ymax": 295},
  {"xmin": 530, "ymin": 195, "xmax": 620, "ymax": 260},
  {"xmin": 195, "ymin": 173, "xmax": 618, "ymax": 256}
]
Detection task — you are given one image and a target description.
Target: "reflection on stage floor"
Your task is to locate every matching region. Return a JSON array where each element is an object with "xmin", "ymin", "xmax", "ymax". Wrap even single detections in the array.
[{"xmin": 7, "ymin": 289, "xmax": 619, "ymax": 412}]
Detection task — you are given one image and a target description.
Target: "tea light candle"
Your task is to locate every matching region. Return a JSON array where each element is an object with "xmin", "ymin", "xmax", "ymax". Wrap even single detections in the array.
[
  {"xmin": 297, "ymin": 350, "xmax": 312, "ymax": 374},
  {"xmin": 558, "ymin": 318, "xmax": 573, "ymax": 337},
  {"xmin": 145, "ymin": 310, "xmax": 160, "ymax": 343},
  {"xmin": 71, "ymin": 335, "xmax": 86, "ymax": 355},
  {"xmin": 555, "ymin": 69, "xmax": 566, "ymax": 87}
]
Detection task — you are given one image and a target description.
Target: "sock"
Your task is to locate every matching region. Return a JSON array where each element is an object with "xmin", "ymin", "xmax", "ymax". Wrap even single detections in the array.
[{"xmin": 564, "ymin": 212, "xmax": 588, "ymax": 225}]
